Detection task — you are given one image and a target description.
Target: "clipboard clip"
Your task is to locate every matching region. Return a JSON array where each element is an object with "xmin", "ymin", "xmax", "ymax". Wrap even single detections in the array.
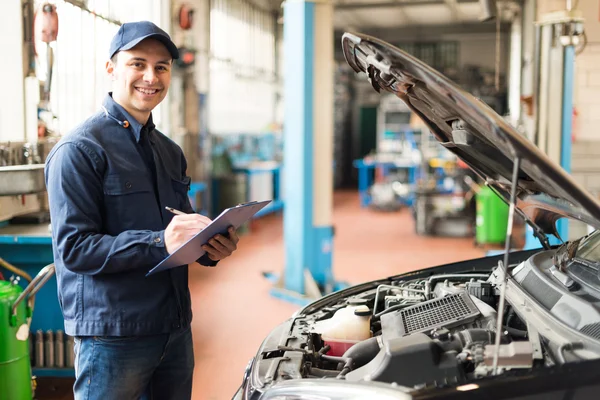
[{"xmin": 237, "ymin": 201, "xmax": 259, "ymax": 207}]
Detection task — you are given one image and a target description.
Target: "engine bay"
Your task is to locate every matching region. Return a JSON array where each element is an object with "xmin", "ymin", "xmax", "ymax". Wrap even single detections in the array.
[
  {"xmin": 256, "ymin": 253, "xmax": 600, "ymax": 391},
  {"xmin": 301, "ymin": 272, "xmax": 534, "ymax": 387}
]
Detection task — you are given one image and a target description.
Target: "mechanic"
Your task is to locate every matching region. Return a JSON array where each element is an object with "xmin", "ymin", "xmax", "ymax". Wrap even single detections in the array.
[{"xmin": 44, "ymin": 21, "xmax": 239, "ymax": 400}]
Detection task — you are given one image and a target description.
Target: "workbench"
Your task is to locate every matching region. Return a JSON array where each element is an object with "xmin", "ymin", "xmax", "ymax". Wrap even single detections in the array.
[
  {"xmin": 0, "ymin": 223, "xmax": 73, "ymax": 377},
  {"xmin": 211, "ymin": 162, "xmax": 284, "ymax": 218},
  {"xmin": 232, "ymin": 162, "xmax": 284, "ymax": 218},
  {"xmin": 353, "ymin": 157, "xmax": 419, "ymax": 208}
]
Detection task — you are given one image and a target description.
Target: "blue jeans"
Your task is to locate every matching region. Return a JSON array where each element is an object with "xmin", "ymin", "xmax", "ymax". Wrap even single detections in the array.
[{"xmin": 73, "ymin": 327, "xmax": 194, "ymax": 400}]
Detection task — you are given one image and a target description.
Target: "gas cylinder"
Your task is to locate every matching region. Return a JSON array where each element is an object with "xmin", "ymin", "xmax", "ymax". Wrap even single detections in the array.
[{"xmin": 0, "ymin": 281, "xmax": 33, "ymax": 400}]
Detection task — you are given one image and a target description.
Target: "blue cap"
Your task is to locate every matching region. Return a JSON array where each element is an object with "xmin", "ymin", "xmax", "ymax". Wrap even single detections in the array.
[{"xmin": 109, "ymin": 21, "xmax": 179, "ymax": 60}]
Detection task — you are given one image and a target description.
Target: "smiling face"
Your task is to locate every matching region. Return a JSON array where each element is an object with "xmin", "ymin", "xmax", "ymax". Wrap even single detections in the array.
[{"xmin": 106, "ymin": 38, "xmax": 172, "ymax": 124}]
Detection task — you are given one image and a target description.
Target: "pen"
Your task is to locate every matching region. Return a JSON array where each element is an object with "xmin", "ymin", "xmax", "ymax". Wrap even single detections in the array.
[{"xmin": 165, "ymin": 206, "xmax": 186, "ymax": 216}]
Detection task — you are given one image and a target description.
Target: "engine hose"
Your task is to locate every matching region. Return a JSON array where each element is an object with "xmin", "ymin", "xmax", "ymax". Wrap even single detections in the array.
[
  {"xmin": 374, "ymin": 303, "xmax": 410, "ymax": 318},
  {"xmin": 454, "ymin": 329, "xmax": 505, "ymax": 348},
  {"xmin": 503, "ymin": 326, "xmax": 528, "ymax": 338},
  {"xmin": 341, "ymin": 336, "xmax": 381, "ymax": 369},
  {"xmin": 318, "ymin": 345, "xmax": 331, "ymax": 356},
  {"xmin": 506, "ymin": 308, "xmax": 528, "ymax": 332},
  {"xmin": 320, "ymin": 354, "xmax": 348, "ymax": 364},
  {"xmin": 556, "ymin": 342, "xmax": 584, "ymax": 364},
  {"xmin": 0, "ymin": 257, "xmax": 32, "ymax": 282},
  {"xmin": 506, "ymin": 308, "xmax": 516, "ymax": 326},
  {"xmin": 320, "ymin": 354, "xmax": 353, "ymax": 376},
  {"xmin": 436, "ymin": 329, "xmax": 497, "ymax": 354},
  {"xmin": 336, "ymin": 357, "xmax": 354, "ymax": 379}
]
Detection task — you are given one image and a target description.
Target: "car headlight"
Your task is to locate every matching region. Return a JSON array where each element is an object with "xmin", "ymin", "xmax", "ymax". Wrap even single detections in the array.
[
  {"xmin": 243, "ymin": 357, "xmax": 254, "ymax": 384},
  {"xmin": 259, "ymin": 379, "xmax": 412, "ymax": 400}
]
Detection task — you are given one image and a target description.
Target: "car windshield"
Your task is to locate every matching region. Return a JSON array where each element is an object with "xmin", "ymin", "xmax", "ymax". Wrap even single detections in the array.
[{"xmin": 576, "ymin": 230, "xmax": 600, "ymax": 262}]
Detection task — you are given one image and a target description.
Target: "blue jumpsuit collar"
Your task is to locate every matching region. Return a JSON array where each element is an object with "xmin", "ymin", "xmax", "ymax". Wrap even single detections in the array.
[{"xmin": 102, "ymin": 93, "xmax": 155, "ymax": 142}]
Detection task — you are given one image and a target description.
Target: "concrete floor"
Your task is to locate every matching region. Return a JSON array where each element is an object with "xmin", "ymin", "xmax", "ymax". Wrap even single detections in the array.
[{"xmin": 189, "ymin": 190, "xmax": 486, "ymax": 399}]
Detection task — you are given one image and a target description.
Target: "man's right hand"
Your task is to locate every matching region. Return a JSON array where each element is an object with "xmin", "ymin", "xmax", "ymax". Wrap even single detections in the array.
[{"xmin": 164, "ymin": 214, "xmax": 213, "ymax": 254}]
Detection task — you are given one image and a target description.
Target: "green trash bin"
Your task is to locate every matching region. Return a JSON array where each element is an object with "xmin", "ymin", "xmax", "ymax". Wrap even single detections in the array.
[
  {"xmin": 475, "ymin": 186, "xmax": 509, "ymax": 245},
  {"xmin": 213, "ymin": 173, "xmax": 250, "ymax": 235}
]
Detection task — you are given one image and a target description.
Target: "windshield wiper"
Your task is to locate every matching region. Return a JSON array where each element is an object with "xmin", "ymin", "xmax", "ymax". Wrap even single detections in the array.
[{"xmin": 553, "ymin": 238, "xmax": 581, "ymax": 272}]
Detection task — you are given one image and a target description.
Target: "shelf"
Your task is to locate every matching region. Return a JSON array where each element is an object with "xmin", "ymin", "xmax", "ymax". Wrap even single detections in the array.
[
  {"xmin": 32, "ymin": 367, "xmax": 75, "ymax": 378},
  {"xmin": 0, "ymin": 223, "xmax": 52, "ymax": 244}
]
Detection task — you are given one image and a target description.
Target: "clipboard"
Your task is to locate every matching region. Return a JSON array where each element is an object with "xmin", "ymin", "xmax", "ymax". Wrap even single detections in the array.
[{"xmin": 146, "ymin": 200, "xmax": 271, "ymax": 276}]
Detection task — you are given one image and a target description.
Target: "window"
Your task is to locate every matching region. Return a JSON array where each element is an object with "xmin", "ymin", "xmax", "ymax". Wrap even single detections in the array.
[
  {"xmin": 395, "ymin": 41, "xmax": 460, "ymax": 73},
  {"xmin": 209, "ymin": 0, "xmax": 278, "ymax": 134},
  {"xmin": 35, "ymin": 0, "xmax": 162, "ymax": 136}
]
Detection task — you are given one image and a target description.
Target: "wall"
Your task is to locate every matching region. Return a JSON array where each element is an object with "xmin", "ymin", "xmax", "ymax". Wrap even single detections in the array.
[
  {"xmin": 575, "ymin": 43, "xmax": 600, "ymax": 142},
  {"xmin": 444, "ymin": 32, "xmax": 510, "ymax": 73},
  {"xmin": 508, "ymin": 5, "xmax": 523, "ymax": 126},
  {"xmin": 519, "ymin": 0, "xmax": 536, "ymax": 141},
  {"xmin": 565, "ymin": 0, "xmax": 600, "ymax": 233},
  {"xmin": 154, "ymin": 0, "xmax": 174, "ymax": 136},
  {"xmin": 0, "ymin": 0, "xmax": 25, "ymax": 142},
  {"xmin": 573, "ymin": 0, "xmax": 600, "ymax": 141},
  {"xmin": 0, "ymin": 1, "xmax": 168, "ymax": 142},
  {"xmin": 569, "ymin": 139, "xmax": 600, "ymax": 240},
  {"xmin": 334, "ymin": 24, "xmax": 511, "ymax": 75},
  {"xmin": 207, "ymin": 0, "xmax": 279, "ymax": 135}
]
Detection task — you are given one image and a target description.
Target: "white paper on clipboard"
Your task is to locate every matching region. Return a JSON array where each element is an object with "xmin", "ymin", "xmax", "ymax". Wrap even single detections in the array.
[{"xmin": 146, "ymin": 200, "xmax": 271, "ymax": 276}]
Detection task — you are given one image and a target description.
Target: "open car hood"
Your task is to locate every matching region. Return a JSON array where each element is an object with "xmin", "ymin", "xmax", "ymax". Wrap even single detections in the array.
[{"xmin": 342, "ymin": 32, "xmax": 600, "ymax": 243}]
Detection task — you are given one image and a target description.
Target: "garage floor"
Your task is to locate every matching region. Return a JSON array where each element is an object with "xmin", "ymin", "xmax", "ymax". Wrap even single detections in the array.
[{"xmin": 189, "ymin": 190, "xmax": 486, "ymax": 399}]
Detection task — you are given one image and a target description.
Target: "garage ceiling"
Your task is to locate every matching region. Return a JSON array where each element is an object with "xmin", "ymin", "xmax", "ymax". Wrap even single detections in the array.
[
  {"xmin": 333, "ymin": 0, "xmax": 488, "ymax": 29},
  {"xmin": 268, "ymin": 0, "xmax": 518, "ymax": 30}
]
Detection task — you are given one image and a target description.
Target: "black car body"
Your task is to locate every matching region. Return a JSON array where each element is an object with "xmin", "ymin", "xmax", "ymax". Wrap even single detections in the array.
[{"xmin": 234, "ymin": 32, "xmax": 600, "ymax": 399}]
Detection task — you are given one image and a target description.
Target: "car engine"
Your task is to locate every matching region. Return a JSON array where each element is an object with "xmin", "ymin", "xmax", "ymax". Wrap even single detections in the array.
[{"xmin": 287, "ymin": 270, "xmax": 539, "ymax": 389}]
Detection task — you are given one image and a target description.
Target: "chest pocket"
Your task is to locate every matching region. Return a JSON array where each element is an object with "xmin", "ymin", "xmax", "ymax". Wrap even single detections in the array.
[
  {"xmin": 104, "ymin": 173, "xmax": 153, "ymax": 196},
  {"xmin": 103, "ymin": 173, "xmax": 156, "ymax": 232},
  {"xmin": 171, "ymin": 175, "xmax": 191, "ymax": 210}
]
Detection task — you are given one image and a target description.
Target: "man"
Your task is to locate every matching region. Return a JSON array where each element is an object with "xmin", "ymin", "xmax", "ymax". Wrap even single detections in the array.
[{"xmin": 44, "ymin": 21, "xmax": 238, "ymax": 399}]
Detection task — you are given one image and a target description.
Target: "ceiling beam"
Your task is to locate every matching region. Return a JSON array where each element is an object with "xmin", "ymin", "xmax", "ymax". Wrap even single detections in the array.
[
  {"xmin": 444, "ymin": 0, "xmax": 460, "ymax": 22},
  {"xmin": 334, "ymin": 0, "xmax": 478, "ymax": 10},
  {"xmin": 335, "ymin": 21, "xmax": 510, "ymax": 41},
  {"xmin": 390, "ymin": 0, "xmax": 412, "ymax": 22}
]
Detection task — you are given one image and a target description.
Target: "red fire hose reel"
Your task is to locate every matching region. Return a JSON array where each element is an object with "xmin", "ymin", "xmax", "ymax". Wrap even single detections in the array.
[
  {"xmin": 178, "ymin": 3, "xmax": 194, "ymax": 31},
  {"xmin": 32, "ymin": 2, "xmax": 59, "ymax": 103},
  {"xmin": 33, "ymin": 2, "xmax": 59, "ymax": 47}
]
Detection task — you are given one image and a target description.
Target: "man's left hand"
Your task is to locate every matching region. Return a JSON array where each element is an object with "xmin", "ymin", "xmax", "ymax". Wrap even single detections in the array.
[{"xmin": 202, "ymin": 227, "xmax": 240, "ymax": 261}]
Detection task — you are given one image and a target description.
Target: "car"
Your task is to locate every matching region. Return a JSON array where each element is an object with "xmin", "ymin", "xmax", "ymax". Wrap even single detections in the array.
[{"xmin": 233, "ymin": 31, "xmax": 600, "ymax": 400}]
